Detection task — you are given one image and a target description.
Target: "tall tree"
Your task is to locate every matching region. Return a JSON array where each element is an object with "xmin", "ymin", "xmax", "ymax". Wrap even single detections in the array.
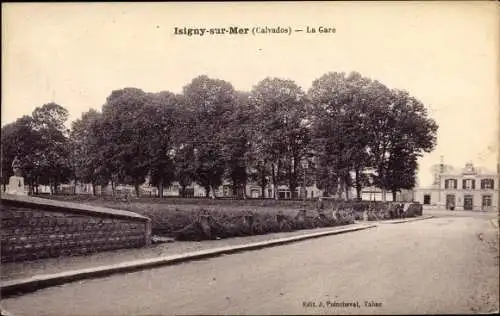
[
  {"xmin": 182, "ymin": 75, "xmax": 236, "ymax": 198},
  {"xmin": 170, "ymin": 94, "xmax": 197, "ymax": 198},
  {"xmin": 31, "ymin": 102, "xmax": 72, "ymax": 194},
  {"xmin": 251, "ymin": 78, "xmax": 310, "ymax": 199},
  {"xmin": 371, "ymin": 90, "xmax": 438, "ymax": 199},
  {"xmin": 101, "ymin": 88, "xmax": 152, "ymax": 197},
  {"xmin": 221, "ymin": 91, "xmax": 254, "ymax": 198},
  {"xmin": 146, "ymin": 91, "xmax": 179, "ymax": 198},
  {"xmin": 309, "ymin": 72, "xmax": 374, "ymax": 199},
  {"xmin": 70, "ymin": 109, "xmax": 108, "ymax": 195}
]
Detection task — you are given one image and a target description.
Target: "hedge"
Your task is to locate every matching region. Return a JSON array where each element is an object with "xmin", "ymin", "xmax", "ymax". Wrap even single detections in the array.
[{"xmin": 41, "ymin": 195, "xmax": 423, "ymax": 241}]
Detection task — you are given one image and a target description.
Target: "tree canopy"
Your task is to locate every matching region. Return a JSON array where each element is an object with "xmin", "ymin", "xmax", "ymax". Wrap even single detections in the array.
[{"xmin": 1, "ymin": 72, "xmax": 438, "ymax": 199}]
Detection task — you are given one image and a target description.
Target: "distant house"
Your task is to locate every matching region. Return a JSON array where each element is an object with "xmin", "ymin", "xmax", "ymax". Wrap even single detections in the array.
[
  {"xmin": 358, "ymin": 186, "xmax": 414, "ymax": 202},
  {"xmin": 141, "ymin": 180, "xmax": 412, "ymax": 201},
  {"xmin": 414, "ymin": 162, "xmax": 498, "ymax": 211},
  {"xmin": 21, "ymin": 173, "xmax": 412, "ymax": 202}
]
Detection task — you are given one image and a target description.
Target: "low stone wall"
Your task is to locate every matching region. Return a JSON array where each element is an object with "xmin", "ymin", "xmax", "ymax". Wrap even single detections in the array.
[{"xmin": 1, "ymin": 194, "xmax": 151, "ymax": 263}]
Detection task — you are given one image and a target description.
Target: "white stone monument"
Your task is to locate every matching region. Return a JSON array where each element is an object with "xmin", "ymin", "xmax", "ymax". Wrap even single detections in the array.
[{"xmin": 6, "ymin": 156, "xmax": 27, "ymax": 195}]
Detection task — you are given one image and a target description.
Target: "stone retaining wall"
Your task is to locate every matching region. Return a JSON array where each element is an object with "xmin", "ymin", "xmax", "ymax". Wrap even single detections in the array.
[{"xmin": 1, "ymin": 194, "xmax": 151, "ymax": 263}]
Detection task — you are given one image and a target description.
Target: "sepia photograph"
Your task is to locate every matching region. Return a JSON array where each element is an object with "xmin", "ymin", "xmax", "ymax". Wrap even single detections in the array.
[{"xmin": 1, "ymin": 1, "xmax": 499, "ymax": 315}]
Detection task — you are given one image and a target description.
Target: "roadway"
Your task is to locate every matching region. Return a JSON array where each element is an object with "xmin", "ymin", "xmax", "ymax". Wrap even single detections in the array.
[{"xmin": 2, "ymin": 210, "xmax": 499, "ymax": 315}]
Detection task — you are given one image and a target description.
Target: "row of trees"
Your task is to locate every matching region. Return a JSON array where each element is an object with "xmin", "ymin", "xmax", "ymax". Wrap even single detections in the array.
[{"xmin": 1, "ymin": 72, "xmax": 438, "ymax": 200}]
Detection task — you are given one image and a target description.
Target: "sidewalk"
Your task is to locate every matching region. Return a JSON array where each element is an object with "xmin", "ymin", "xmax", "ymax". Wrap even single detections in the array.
[
  {"xmin": 1, "ymin": 223, "xmax": 376, "ymax": 298},
  {"xmin": 1, "ymin": 223, "xmax": 374, "ymax": 283},
  {"xmin": 379, "ymin": 215, "xmax": 435, "ymax": 224}
]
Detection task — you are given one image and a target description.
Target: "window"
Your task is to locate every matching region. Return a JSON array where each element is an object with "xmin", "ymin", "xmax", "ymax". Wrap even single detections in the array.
[
  {"xmin": 445, "ymin": 179, "xmax": 457, "ymax": 189},
  {"xmin": 423, "ymin": 194, "xmax": 431, "ymax": 205},
  {"xmin": 481, "ymin": 179, "xmax": 494, "ymax": 189},
  {"xmin": 482, "ymin": 195, "xmax": 492, "ymax": 208},
  {"xmin": 462, "ymin": 179, "xmax": 475, "ymax": 190}
]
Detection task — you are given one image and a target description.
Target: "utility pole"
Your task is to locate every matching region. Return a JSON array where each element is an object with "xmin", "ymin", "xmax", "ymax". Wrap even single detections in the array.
[{"xmin": 439, "ymin": 155, "xmax": 444, "ymax": 207}]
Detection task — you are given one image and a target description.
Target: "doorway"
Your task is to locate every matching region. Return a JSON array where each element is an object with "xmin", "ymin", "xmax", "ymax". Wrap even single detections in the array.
[
  {"xmin": 464, "ymin": 195, "xmax": 473, "ymax": 211},
  {"xmin": 446, "ymin": 194, "xmax": 456, "ymax": 210}
]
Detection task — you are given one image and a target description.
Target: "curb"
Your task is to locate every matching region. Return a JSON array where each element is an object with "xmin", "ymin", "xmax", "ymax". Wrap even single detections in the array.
[
  {"xmin": 0, "ymin": 224, "xmax": 376, "ymax": 298},
  {"xmin": 379, "ymin": 215, "xmax": 435, "ymax": 224}
]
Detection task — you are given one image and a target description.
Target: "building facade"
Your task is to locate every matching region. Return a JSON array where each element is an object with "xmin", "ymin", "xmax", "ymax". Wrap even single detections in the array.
[
  {"xmin": 14, "ymin": 174, "xmax": 413, "ymax": 202},
  {"xmin": 35, "ymin": 179, "xmax": 413, "ymax": 202},
  {"xmin": 415, "ymin": 162, "xmax": 499, "ymax": 211}
]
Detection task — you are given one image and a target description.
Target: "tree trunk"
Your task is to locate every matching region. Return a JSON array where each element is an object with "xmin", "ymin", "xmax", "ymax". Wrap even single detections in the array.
[
  {"xmin": 288, "ymin": 162, "xmax": 297, "ymax": 199},
  {"xmin": 336, "ymin": 176, "xmax": 343, "ymax": 200},
  {"xmin": 92, "ymin": 183, "xmax": 96, "ymax": 196},
  {"xmin": 294, "ymin": 155, "xmax": 300, "ymax": 199},
  {"xmin": 290, "ymin": 183, "xmax": 297, "ymax": 199},
  {"xmin": 345, "ymin": 182, "xmax": 350, "ymax": 200},
  {"xmin": 180, "ymin": 185, "xmax": 186, "ymax": 198},
  {"xmin": 392, "ymin": 190, "xmax": 397, "ymax": 202},
  {"xmin": 158, "ymin": 180, "xmax": 164, "ymax": 198},
  {"xmin": 232, "ymin": 183, "xmax": 238, "ymax": 198},
  {"xmin": 355, "ymin": 169, "xmax": 362, "ymax": 200},
  {"xmin": 258, "ymin": 163, "xmax": 268, "ymax": 198},
  {"xmin": 242, "ymin": 184, "xmax": 247, "ymax": 200},
  {"xmin": 204, "ymin": 186, "xmax": 210, "ymax": 198},
  {"xmin": 210, "ymin": 185, "xmax": 217, "ymax": 199},
  {"xmin": 134, "ymin": 183, "xmax": 140, "ymax": 197},
  {"xmin": 272, "ymin": 163, "xmax": 278, "ymax": 200}
]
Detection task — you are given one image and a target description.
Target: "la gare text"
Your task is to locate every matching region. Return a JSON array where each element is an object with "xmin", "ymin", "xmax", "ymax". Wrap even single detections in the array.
[{"xmin": 173, "ymin": 26, "xmax": 336, "ymax": 37}]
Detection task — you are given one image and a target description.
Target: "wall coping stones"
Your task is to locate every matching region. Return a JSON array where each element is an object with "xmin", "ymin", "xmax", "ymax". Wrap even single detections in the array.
[{"xmin": 0, "ymin": 194, "xmax": 150, "ymax": 222}]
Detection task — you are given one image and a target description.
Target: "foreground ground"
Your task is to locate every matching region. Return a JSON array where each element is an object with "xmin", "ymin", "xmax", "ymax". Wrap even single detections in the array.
[
  {"xmin": 2, "ymin": 212, "xmax": 499, "ymax": 315},
  {"xmin": 0, "ymin": 223, "xmax": 369, "ymax": 281}
]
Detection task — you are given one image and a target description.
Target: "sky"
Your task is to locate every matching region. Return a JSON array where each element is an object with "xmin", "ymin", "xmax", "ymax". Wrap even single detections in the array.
[{"xmin": 2, "ymin": 1, "xmax": 499, "ymax": 186}]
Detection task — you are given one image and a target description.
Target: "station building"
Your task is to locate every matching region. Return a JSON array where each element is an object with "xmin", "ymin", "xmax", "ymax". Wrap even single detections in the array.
[{"xmin": 414, "ymin": 162, "xmax": 498, "ymax": 211}]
